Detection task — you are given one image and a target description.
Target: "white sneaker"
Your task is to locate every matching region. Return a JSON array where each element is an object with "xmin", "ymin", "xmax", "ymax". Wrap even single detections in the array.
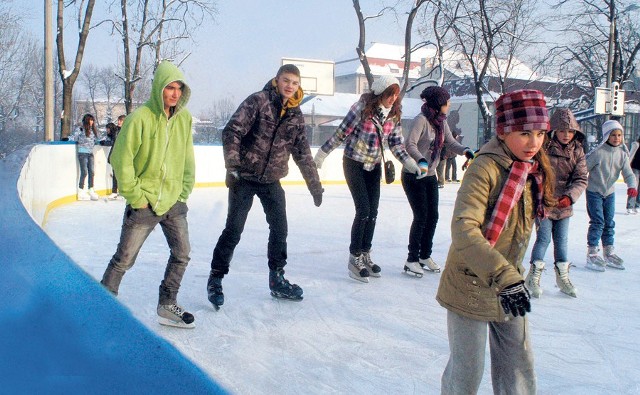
[
  {"xmin": 77, "ymin": 187, "xmax": 90, "ymax": 201},
  {"xmin": 88, "ymin": 188, "xmax": 99, "ymax": 201},
  {"xmin": 157, "ymin": 304, "xmax": 195, "ymax": 328},
  {"xmin": 108, "ymin": 192, "xmax": 119, "ymax": 200},
  {"xmin": 403, "ymin": 261, "xmax": 424, "ymax": 277},
  {"xmin": 419, "ymin": 257, "xmax": 441, "ymax": 273},
  {"xmin": 627, "ymin": 208, "xmax": 635, "ymax": 215}
]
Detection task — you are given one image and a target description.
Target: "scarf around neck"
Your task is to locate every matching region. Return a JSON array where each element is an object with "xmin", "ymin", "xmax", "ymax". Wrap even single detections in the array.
[
  {"xmin": 421, "ymin": 103, "xmax": 446, "ymax": 163},
  {"xmin": 484, "ymin": 160, "xmax": 545, "ymax": 247}
]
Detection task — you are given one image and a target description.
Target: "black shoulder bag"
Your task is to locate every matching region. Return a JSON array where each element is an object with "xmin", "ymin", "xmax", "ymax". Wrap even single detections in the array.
[{"xmin": 374, "ymin": 122, "xmax": 395, "ymax": 184}]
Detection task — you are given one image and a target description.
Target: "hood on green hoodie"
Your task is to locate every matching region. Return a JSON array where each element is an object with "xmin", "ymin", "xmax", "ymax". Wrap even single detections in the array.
[{"xmin": 149, "ymin": 60, "xmax": 192, "ymax": 117}]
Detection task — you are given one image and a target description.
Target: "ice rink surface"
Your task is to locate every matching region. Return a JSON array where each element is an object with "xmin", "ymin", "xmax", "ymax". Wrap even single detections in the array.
[{"xmin": 45, "ymin": 182, "xmax": 640, "ymax": 394}]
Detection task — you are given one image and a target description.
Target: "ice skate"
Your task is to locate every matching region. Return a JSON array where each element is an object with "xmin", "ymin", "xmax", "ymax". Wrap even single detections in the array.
[
  {"xmin": 403, "ymin": 261, "xmax": 424, "ymax": 278},
  {"xmin": 108, "ymin": 192, "xmax": 119, "ymax": 200},
  {"xmin": 88, "ymin": 188, "xmax": 99, "ymax": 201},
  {"xmin": 269, "ymin": 269, "xmax": 303, "ymax": 301},
  {"xmin": 157, "ymin": 303, "xmax": 195, "ymax": 329},
  {"xmin": 586, "ymin": 246, "xmax": 606, "ymax": 272},
  {"xmin": 603, "ymin": 245, "xmax": 625, "ymax": 270},
  {"xmin": 554, "ymin": 261, "xmax": 577, "ymax": 298},
  {"xmin": 348, "ymin": 254, "xmax": 369, "ymax": 283},
  {"xmin": 207, "ymin": 273, "xmax": 224, "ymax": 310},
  {"xmin": 77, "ymin": 187, "xmax": 90, "ymax": 201},
  {"xmin": 419, "ymin": 257, "xmax": 441, "ymax": 273},
  {"xmin": 524, "ymin": 260, "xmax": 545, "ymax": 298},
  {"xmin": 362, "ymin": 251, "xmax": 381, "ymax": 277}
]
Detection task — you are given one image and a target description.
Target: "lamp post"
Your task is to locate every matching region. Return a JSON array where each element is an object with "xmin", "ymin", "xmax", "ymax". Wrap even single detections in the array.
[{"xmin": 606, "ymin": 4, "xmax": 640, "ymax": 89}]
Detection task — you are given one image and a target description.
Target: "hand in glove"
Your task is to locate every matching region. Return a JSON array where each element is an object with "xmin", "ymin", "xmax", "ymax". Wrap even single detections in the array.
[
  {"xmin": 225, "ymin": 170, "xmax": 239, "ymax": 189},
  {"xmin": 417, "ymin": 159, "xmax": 429, "ymax": 180},
  {"xmin": 556, "ymin": 195, "xmax": 572, "ymax": 209},
  {"xmin": 404, "ymin": 158, "xmax": 424, "ymax": 179},
  {"xmin": 461, "ymin": 159, "xmax": 469, "ymax": 171},
  {"xmin": 628, "ymin": 188, "xmax": 638, "ymax": 198},
  {"xmin": 463, "ymin": 148, "xmax": 475, "ymax": 160},
  {"xmin": 312, "ymin": 188, "xmax": 324, "ymax": 207},
  {"xmin": 314, "ymin": 150, "xmax": 328, "ymax": 169},
  {"xmin": 499, "ymin": 281, "xmax": 531, "ymax": 317}
]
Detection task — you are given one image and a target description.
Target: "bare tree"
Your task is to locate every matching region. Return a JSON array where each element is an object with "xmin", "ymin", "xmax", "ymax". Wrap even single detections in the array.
[
  {"xmin": 542, "ymin": 0, "xmax": 640, "ymax": 106},
  {"xmin": 196, "ymin": 97, "xmax": 235, "ymax": 144},
  {"xmin": 56, "ymin": 0, "xmax": 96, "ymax": 140},
  {"xmin": 352, "ymin": 0, "xmax": 428, "ymax": 98},
  {"xmin": 106, "ymin": 0, "xmax": 217, "ymax": 114},
  {"xmin": 437, "ymin": 0, "xmax": 536, "ymax": 140},
  {"xmin": 0, "ymin": 5, "xmax": 43, "ymax": 157}
]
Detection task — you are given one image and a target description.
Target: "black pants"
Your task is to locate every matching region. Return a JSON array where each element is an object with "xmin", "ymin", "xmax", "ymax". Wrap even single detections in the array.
[
  {"xmin": 343, "ymin": 156, "xmax": 381, "ymax": 256},
  {"xmin": 401, "ymin": 173, "xmax": 439, "ymax": 262},
  {"xmin": 210, "ymin": 179, "xmax": 288, "ymax": 275}
]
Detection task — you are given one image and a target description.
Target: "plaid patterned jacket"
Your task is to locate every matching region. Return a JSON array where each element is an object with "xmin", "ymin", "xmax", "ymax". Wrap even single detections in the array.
[{"xmin": 319, "ymin": 99, "xmax": 410, "ymax": 170}]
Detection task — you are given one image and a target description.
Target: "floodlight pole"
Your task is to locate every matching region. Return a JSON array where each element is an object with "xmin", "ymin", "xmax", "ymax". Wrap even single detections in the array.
[{"xmin": 44, "ymin": 0, "xmax": 54, "ymax": 141}]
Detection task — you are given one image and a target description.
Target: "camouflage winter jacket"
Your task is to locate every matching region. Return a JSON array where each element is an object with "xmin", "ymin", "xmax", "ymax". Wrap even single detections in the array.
[{"xmin": 222, "ymin": 81, "xmax": 322, "ymax": 195}]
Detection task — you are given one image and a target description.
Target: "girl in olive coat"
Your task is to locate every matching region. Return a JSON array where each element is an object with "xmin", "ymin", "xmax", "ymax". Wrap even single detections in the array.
[{"xmin": 437, "ymin": 90, "xmax": 555, "ymax": 395}]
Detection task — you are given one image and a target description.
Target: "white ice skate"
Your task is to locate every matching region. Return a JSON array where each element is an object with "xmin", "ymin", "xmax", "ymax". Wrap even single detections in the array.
[
  {"xmin": 403, "ymin": 261, "xmax": 424, "ymax": 278},
  {"xmin": 419, "ymin": 257, "xmax": 441, "ymax": 273}
]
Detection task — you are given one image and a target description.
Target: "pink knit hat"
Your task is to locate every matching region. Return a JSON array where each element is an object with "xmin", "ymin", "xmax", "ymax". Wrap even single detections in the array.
[{"xmin": 495, "ymin": 89, "xmax": 550, "ymax": 135}]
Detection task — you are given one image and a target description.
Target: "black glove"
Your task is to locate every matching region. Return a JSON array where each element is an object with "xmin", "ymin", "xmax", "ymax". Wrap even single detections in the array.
[
  {"xmin": 225, "ymin": 170, "xmax": 239, "ymax": 188},
  {"xmin": 464, "ymin": 148, "xmax": 475, "ymax": 160},
  {"xmin": 312, "ymin": 188, "xmax": 324, "ymax": 207},
  {"xmin": 499, "ymin": 281, "xmax": 531, "ymax": 317}
]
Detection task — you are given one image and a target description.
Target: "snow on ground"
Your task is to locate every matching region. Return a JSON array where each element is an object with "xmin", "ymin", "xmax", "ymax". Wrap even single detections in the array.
[{"xmin": 44, "ymin": 182, "xmax": 640, "ymax": 394}]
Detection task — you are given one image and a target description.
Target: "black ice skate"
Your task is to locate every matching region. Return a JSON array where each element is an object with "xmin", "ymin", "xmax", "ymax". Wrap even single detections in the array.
[
  {"xmin": 207, "ymin": 273, "xmax": 224, "ymax": 310},
  {"xmin": 269, "ymin": 269, "xmax": 303, "ymax": 301}
]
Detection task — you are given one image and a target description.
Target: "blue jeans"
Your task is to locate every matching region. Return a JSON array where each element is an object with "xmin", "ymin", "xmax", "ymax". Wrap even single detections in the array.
[
  {"xmin": 101, "ymin": 202, "xmax": 191, "ymax": 305},
  {"xmin": 77, "ymin": 152, "xmax": 94, "ymax": 189},
  {"xmin": 586, "ymin": 190, "xmax": 616, "ymax": 247},
  {"xmin": 530, "ymin": 217, "xmax": 570, "ymax": 263}
]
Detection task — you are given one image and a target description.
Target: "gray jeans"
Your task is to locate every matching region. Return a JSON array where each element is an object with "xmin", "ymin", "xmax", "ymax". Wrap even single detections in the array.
[
  {"xmin": 441, "ymin": 310, "xmax": 536, "ymax": 395},
  {"xmin": 101, "ymin": 202, "xmax": 191, "ymax": 305}
]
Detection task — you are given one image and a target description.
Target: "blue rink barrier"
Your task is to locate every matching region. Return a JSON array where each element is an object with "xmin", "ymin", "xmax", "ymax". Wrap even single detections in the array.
[{"xmin": 0, "ymin": 147, "xmax": 226, "ymax": 394}]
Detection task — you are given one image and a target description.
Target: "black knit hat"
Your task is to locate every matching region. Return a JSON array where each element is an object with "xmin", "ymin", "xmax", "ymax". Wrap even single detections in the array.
[{"xmin": 420, "ymin": 86, "xmax": 450, "ymax": 111}]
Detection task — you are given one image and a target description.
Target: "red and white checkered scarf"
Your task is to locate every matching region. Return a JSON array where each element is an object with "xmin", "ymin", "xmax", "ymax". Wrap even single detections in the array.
[{"xmin": 484, "ymin": 161, "xmax": 545, "ymax": 247}]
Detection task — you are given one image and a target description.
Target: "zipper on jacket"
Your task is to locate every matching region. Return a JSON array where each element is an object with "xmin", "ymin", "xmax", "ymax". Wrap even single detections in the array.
[{"xmin": 154, "ymin": 118, "xmax": 172, "ymax": 212}]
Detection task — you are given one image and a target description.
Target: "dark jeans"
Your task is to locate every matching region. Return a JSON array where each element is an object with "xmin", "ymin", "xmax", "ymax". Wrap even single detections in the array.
[
  {"xmin": 77, "ymin": 152, "xmax": 94, "ymax": 189},
  {"xmin": 343, "ymin": 156, "xmax": 381, "ymax": 255},
  {"xmin": 436, "ymin": 159, "xmax": 445, "ymax": 186},
  {"xmin": 211, "ymin": 179, "xmax": 288, "ymax": 275},
  {"xmin": 445, "ymin": 157, "xmax": 457, "ymax": 180},
  {"xmin": 101, "ymin": 202, "xmax": 191, "ymax": 305},
  {"xmin": 401, "ymin": 173, "xmax": 439, "ymax": 262}
]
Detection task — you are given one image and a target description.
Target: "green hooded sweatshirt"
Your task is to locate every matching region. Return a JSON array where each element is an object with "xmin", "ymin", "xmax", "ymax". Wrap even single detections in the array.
[{"xmin": 110, "ymin": 61, "xmax": 195, "ymax": 216}]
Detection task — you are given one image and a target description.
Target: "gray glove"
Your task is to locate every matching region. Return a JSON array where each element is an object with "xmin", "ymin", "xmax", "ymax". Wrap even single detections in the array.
[{"xmin": 314, "ymin": 150, "xmax": 328, "ymax": 169}]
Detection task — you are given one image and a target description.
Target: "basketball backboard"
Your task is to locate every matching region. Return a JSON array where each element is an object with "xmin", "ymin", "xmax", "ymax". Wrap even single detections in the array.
[{"xmin": 281, "ymin": 58, "xmax": 335, "ymax": 96}]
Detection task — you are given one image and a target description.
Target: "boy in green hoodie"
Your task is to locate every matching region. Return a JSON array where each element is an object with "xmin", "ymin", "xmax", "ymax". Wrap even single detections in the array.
[{"xmin": 100, "ymin": 61, "xmax": 196, "ymax": 329}]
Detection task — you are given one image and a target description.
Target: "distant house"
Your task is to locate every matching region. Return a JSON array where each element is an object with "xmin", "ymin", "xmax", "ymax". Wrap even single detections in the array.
[{"xmin": 304, "ymin": 42, "xmax": 640, "ymax": 149}]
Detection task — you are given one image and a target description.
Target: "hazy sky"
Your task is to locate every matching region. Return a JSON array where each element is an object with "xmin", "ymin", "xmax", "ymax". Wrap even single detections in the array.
[{"xmin": 23, "ymin": 0, "xmax": 411, "ymax": 115}]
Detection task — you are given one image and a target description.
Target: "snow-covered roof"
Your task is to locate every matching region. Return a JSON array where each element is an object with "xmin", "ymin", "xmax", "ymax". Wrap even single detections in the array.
[
  {"xmin": 300, "ymin": 92, "xmax": 473, "ymax": 119},
  {"xmin": 336, "ymin": 42, "xmax": 556, "ymax": 83}
]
